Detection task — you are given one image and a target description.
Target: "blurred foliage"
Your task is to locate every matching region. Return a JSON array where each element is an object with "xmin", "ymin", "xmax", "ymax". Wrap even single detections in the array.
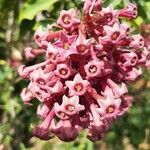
[{"xmin": 0, "ymin": 0, "xmax": 150, "ymax": 150}]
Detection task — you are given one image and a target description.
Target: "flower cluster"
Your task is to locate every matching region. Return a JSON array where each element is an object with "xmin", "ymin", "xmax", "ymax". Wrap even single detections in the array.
[
  {"xmin": 141, "ymin": 23, "xmax": 150, "ymax": 67},
  {"xmin": 18, "ymin": 0, "xmax": 149, "ymax": 142}
]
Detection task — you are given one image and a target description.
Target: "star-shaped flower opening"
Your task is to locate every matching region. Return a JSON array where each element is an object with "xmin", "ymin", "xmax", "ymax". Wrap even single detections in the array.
[
  {"xmin": 62, "ymin": 95, "xmax": 85, "ymax": 115},
  {"xmin": 100, "ymin": 4, "xmax": 119, "ymax": 25},
  {"xmin": 84, "ymin": 60, "xmax": 104, "ymax": 79},
  {"xmin": 75, "ymin": 32, "xmax": 93, "ymax": 55},
  {"xmin": 65, "ymin": 74, "xmax": 90, "ymax": 96},
  {"xmin": 57, "ymin": 9, "xmax": 80, "ymax": 30},
  {"xmin": 54, "ymin": 64, "xmax": 71, "ymax": 79}
]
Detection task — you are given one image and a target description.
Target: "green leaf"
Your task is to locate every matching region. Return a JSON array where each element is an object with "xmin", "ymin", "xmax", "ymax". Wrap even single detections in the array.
[
  {"xmin": 86, "ymin": 141, "xmax": 93, "ymax": 150},
  {"xmin": 111, "ymin": 0, "xmax": 122, "ymax": 8},
  {"xmin": 33, "ymin": 19, "xmax": 55, "ymax": 30},
  {"xmin": 103, "ymin": 0, "xmax": 125, "ymax": 8},
  {"xmin": 19, "ymin": 0, "xmax": 58, "ymax": 23}
]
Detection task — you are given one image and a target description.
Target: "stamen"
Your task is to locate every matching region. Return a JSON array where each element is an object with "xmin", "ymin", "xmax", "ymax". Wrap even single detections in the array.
[
  {"xmin": 139, "ymin": 39, "xmax": 144, "ymax": 46},
  {"xmin": 62, "ymin": 15, "xmax": 71, "ymax": 24},
  {"xmin": 64, "ymin": 43, "xmax": 70, "ymax": 50},
  {"xmin": 48, "ymin": 53, "xmax": 56, "ymax": 60},
  {"xmin": 106, "ymin": 105, "xmax": 115, "ymax": 113},
  {"xmin": 77, "ymin": 44, "xmax": 86, "ymax": 54},
  {"xmin": 59, "ymin": 68, "xmax": 68, "ymax": 75},
  {"xmin": 104, "ymin": 13, "xmax": 113, "ymax": 22},
  {"xmin": 74, "ymin": 83, "xmax": 83, "ymax": 92},
  {"xmin": 89, "ymin": 65, "xmax": 97, "ymax": 74},
  {"xmin": 58, "ymin": 111, "xmax": 66, "ymax": 117},
  {"xmin": 131, "ymin": 56, "xmax": 137, "ymax": 64},
  {"xmin": 111, "ymin": 32, "xmax": 120, "ymax": 40},
  {"xmin": 37, "ymin": 78, "xmax": 45, "ymax": 85},
  {"xmin": 66, "ymin": 104, "xmax": 75, "ymax": 112}
]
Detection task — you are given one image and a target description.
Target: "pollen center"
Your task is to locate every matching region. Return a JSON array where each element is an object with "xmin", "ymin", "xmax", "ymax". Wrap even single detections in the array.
[
  {"xmin": 36, "ymin": 78, "xmax": 45, "ymax": 85},
  {"xmin": 59, "ymin": 68, "xmax": 68, "ymax": 75},
  {"xmin": 104, "ymin": 13, "xmax": 113, "ymax": 22},
  {"xmin": 111, "ymin": 32, "xmax": 120, "ymax": 40},
  {"xmin": 89, "ymin": 65, "xmax": 97, "ymax": 74},
  {"xmin": 66, "ymin": 104, "xmax": 75, "ymax": 112},
  {"xmin": 131, "ymin": 56, "xmax": 137, "ymax": 64},
  {"xmin": 139, "ymin": 39, "xmax": 144, "ymax": 46},
  {"xmin": 58, "ymin": 111, "xmax": 66, "ymax": 117},
  {"xmin": 106, "ymin": 105, "xmax": 115, "ymax": 113},
  {"xmin": 62, "ymin": 15, "xmax": 71, "ymax": 25},
  {"xmin": 74, "ymin": 83, "xmax": 83, "ymax": 92},
  {"xmin": 48, "ymin": 53, "xmax": 56, "ymax": 60},
  {"xmin": 77, "ymin": 44, "xmax": 86, "ymax": 54},
  {"xmin": 64, "ymin": 42, "xmax": 70, "ymax": 50}
]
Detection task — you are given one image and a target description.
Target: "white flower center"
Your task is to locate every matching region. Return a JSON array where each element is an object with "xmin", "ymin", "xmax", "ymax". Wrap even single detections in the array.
[{"xmin": 89, "ymin": 65, "xmax": 97, "ymax": 74}]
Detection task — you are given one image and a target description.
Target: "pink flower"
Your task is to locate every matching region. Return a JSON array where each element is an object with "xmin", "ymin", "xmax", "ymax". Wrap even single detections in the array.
[
  {"xmin": 54, "ymin": 95, "xmax": 85, "ymax": 117},
  {"xmin": 120, "ymin": 23, "xmax": 130, "ymax": 36},
  {"xmin": 30, "ymin": 68, "xmax": 53, "ymax": 85},
  {"xmin": 19, "ymin": 0, "xmax": 148, "ymax": 142},
  {"xmin": 24, "ymin": 47, "xmax": 45, "ymax": 60},
  {"xmin": 100, "ymin": 5, "xmax": 119, "ymax": 25},
  {"xmin": 130, "ymin": 34, "xmax": 144, "ymax": 49},
  {"xmin": 87, "ymin": 104, "xmax": 109, "ymax": 142},
  {"xmin": 136, "ymin": 47, "xmax": 149, "ymax": 64},
  {"xmin": 54, "ymin": 63, "xmax": 72, "ymax": 79},
  {"xmin": 54, "ymin": 32, "xmax": 77, "ymax": 50},
  {"xmin": 62, "ymin": 95, "xmax": 85, "ymax": 115},
  {"xmin": 57, "ymin": 9, "xmax": 80, "ymax": 30},
  {"xmin": 46, "ymin": 43, "xmax": 62, "ymax": 63},
  {"xmin": 96, "ymin": 95, "xmax": 121, "ymax": 120},
  {"xmin": 52, "ymin": 119, "xmax": 80, "ymax": 141},
  {"xmin": 24, "ymin": 47, "xmax": 35, "ymax": 60},
  {"xmin": 34, "ymin": 26, "xmax": 49, "ymax": 47},
  {"xmin": 119, "ymin": 2, "xmax": 137, "ymax": 20},
  {"xmin": 20, "ymin": 88, "xmax": 34, "ymax": 106},
  {"xmin": 118, "ymin": 95, "xmax": 133, "ymax": 116},
  {"xmin": 54, "ymin": 103, "xmax": 70, "ymax": 120},
  {"xmin": 32, "ymin": 110, "xmax": 55, "ymax": 140},
  {"xmin": 84, "ymin": 60, "xmax": 104, "ymax": 79},
  {"xmin": 100, "ymin": 23, "xmax": 126, "ymax": 44},
  {"xmin": 75, "ymin": 32, "xmax": 94, "ymax": 55},
  {"xmin": 47, "ymin": 42, "xmax": 77, "ymax": 63},
  {"xmin": 18, "ymin": 60, "xmax": 50, "ymax": 78},
  {"xmin": 37, "ymin": 103, "xmax": 51, "ymax": 118},
  {"xmin": 125, "ymin": 68, "xmax": 142, "ymax": 81},
  {"xmin": 49, "ymin": 80, "xmax": 64, "ymax": 94},
  {"xmin": 28, "ymin": 82, "xmax": 51, "ymax": 102},
  {"xmin": 83, "ymin": 0, "xmax": 102, "ymax": 15},
  {"xmin": 65, "ymin": 73, "xmax": 90, "ymax": 96},
  {"xmin": 118, "ymin": 51, "xmax": 138, "ymax": 69},
  {"xmin": 107, "ymin": 79, "xmax": 128, "ymax": 98}
]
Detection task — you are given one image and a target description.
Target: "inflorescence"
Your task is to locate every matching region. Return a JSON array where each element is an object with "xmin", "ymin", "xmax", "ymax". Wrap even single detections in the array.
[{"xmin": 18, "ymin": 0, "xmax": 149, "ymax": 142}]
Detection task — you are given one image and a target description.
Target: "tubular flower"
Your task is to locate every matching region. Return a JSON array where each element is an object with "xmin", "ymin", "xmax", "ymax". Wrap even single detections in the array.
[
  {"xmin": 18, "ymin": 0, "xmax": 149, "ymax": 142},
  {"xmin": 119, "ymin": 2, "xmax": 137, "ymax": 20},
  {"xmin": 100, "ymin": 22, "xmax": 127, "ymax": 44},
  {"xmin": 100, "ymin": 4, "xmax": 119, "ymax": 25},
  {"xmin": 57, "ymin": 9, "xmax": 80, "ymax": 31},
  {"xmin": 65, "ymin": 73, "xmax": 90, "ymax": 96}
]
